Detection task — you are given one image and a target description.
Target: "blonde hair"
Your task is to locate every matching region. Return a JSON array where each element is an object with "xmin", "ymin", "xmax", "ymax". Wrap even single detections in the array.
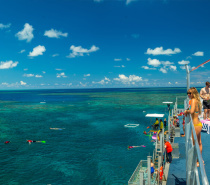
[{"xmin": 188, "ymin": 87, "xmax": 202, "ymax": 115}]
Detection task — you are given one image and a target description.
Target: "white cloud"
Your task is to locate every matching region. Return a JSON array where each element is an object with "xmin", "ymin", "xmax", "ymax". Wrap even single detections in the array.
[
  {"xmin": 55, "ymin": 69, "xmax": 62, "ymax": 71},
  {"xmin": 15, "ymin": 23, "xmax": 34, "ymax": 42},
  {"xmin": 42, "ymin": 71, "xmax": 46, "ymax": 74},
  {"xmin": 80, "ymin": 82, "xmax": 88, "ymax": 86},
  {"xmin": 168, "ymin": 82, "xmax": 172, "ymax": 85},
  {"xmin": 67, "ymin": 45, "xmax": 99, "ymax": 58},
  {"xmin": 44, "ymin": 29, "xmax": 68, "ymax": 38},
  {"xmin": 20, "ymin": 81, "xmax": 26, "ymax": 85},
  {"xmin": 126, "ymin": 0, "xmax": 137, "ymax": 5},
  {"xmin": 192, "ymin": 51, "xmax": 204, "ymax": 56},
  {"xmin": 19, "ymin": 49, "xmax": 26, "ymax": 53},
  {"xmin": 178, "ymin": 60, "xmax": 190, "ymax": 65},
  {"xmin": 52, "ymin": 54, "xmax": 59, "ymax": 57},
  {"xmin": 170, "ymin": 65, "xmax": 177, "ymax": 71},
  {"xmin": 145, "ymin": 47, "xmax": 181, "ymax": 55},
  {"xmin": 1, "ymin": 82, "xmax": 9, "ymax": 86},
  {"xmin": 23, "ymin": 74, "xmax": 34, "ymax": 77},
  {"xmin": 147, "ymin": 58, "xmax": 161, "ymax": 67},
  {"xmin": 159, "ymin": 68, "xmax": 167, "ymax": 73},
  {"xmin": 162, "ymin": 61, "xmax": 174, "ymax": 66},
  {"xmin": 92, "ymin": 77, "xmax": 110, "ymax": 85},
  {"xmin": 0, "ymin": 61, "xmax": 18, "ymax": 69},
  {"xmin": 94, "ymin": 0, "xmax": 103, "ymax": 2},
  {"xmin": 0, "ymin": 23, "xmax": 11, "ymax": 29},
  {"xmin": 114, "ymin": 58, "xmax": 122, "ymax": 61},
  {"xmin": 126, "ymin": 58, "xmax": 131, "ymax": 61},
  {"xmin": 28, "ymin": 45, "xmax": 46, "ymax": 57},
  {"xmin": 57, "ymin": 72, "xmax": 67, "ymax": 78},
  {"xmin": 114, "ymin": 74, "xmax": 143, "ymax": 84},
  {"xmin": 84, "ymin": 74, "xmax": 90, "ymax": 77},
  {"xmin": 35, "ymin": 75, "xmax": 43, "ymax": 78},
  {"xmin": 114, "ymin": 65, "xmax": 125, "ymax": 68},
  {"xmin": 141, "ymin": 66, "xmax": 156, "ymax": 70},
  {"xmin": 24, "ymin": 68, "xmax": 28, "ymax": 71},
  {"xmin": 105, "ymin": 77, "xmax": 110, "ymax": 81},
  {"xmin": 175, "ymin": 82, "xmax": 178, "ymax": 84}
]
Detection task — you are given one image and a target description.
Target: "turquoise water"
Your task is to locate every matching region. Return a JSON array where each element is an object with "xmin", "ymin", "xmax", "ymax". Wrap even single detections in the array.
[{"xmin": 0, "ymin": 88, "xmax": 186, "ymax": 185}]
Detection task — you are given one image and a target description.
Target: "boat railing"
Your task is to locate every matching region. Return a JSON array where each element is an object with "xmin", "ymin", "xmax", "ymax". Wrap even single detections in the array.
[{"xmin": 184, "ymin": 99, "xmax": 209, "ymax": 185}]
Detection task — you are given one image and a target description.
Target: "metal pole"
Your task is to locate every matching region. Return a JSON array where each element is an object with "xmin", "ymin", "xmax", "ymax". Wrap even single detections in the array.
[
  {"xmin": 147, "ymin": 156, "xmax": 151, "ymax": 185},
  {"xmin": 185, "ymin": 64, "xmax": 190, "ymax": 90},
  {"xmin": 139, "ymin": 170, "xmax": 144, "ymax": 185}
]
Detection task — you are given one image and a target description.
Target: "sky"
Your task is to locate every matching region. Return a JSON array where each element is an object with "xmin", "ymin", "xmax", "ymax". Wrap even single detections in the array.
[{"xmin": 0, "ymin": 0, "xmax": 210, "ymax": 89}]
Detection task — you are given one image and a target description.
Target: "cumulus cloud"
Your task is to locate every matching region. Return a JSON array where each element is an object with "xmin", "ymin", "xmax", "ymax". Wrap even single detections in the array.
[
  {"xmin": 145, "ymin": 47, "xmax": 181, "ymax": 55},
  {"xmin": 147, "ymin": 58, "xmax": 161, "ymax": 67},
  {"xmin": 0, "ymin": 61, "xmax": 18, "ymax": 69},
  {"xmin": 192, "ymin": 51, "xmax": 204, "ymax": 56},
  {"xmin": 19, "ymin": 49, "xmax": 26, "ymax": 53},
  {"xmin": 44, "ymin": 29, "xmax": 68, "ymax": 38},
  {"xmin": 94, "ymin": 0, "xmax": 103, "ymax": 2},
  {"xmin": 57, "ymin": 72, "xmax": 67, "ymax": 78},
  {"xmin": 23, "ymin": 74, "xmax": 34, "ymax": 77},
  {"xmin": 0, "ymin": 23, "xmax": 11, "ymax": 29},
  {"xmin": 168, "ymin": 82, "xmax": 172, "ymax": 85},
  {"xmin": 141, "ymin": 66, "xmax": 156, "ymax": 70},
  {"xmin": 28, "ymin": 45, "xmax": 46, "ymax": 57},
  {"xmin": 15, "ymin": 23, "xmax": 34, "ymax": 42},
  {"xmin": 159, "ymin": 68, "xmax": 167, "ymax": 73},
  {"xmin": 114, "ymin": 58, "xmax": 122, "ymax": 61},
  {"xmin": 178, "ymin": 60, "xmax": 190, "ymax": 65},
  {"xmin": 84, "ymin": 74, "xmax": 90, "ymax": 77},
  {"xmin": 170, "ymin": 65, "xmax": 177, "ymax": 71},
  {"xmin": 52, "ymin": 54, "xmax": 59, "ymax": 57},
  {"xmin": 114, "ymin": 74, "xmax": 143, "ymax": 84},
  {"xmin": 67, "ymin": 45, "xmax": 99, "ymax": 58},
  {"xmin": 20, "ymin": 81, "xmax": 26, "ymax": 85},
  {"xmin": 35, "ymin": 75, "xmax": 43, "ymax": 78},
  {"xmin": 162, "ymin": 61, "xmax": 174, "ymax": 66},
  {"xmin": 114, "ymin": 65, "xmax": 125, "ymax": 68},
  {"xmin": 126, "ymin": 58, "xmax": 131, "ymax": 61},
  {"xmin": 92, "ymin": 77, "xmax": 110, "ymax": 85}
]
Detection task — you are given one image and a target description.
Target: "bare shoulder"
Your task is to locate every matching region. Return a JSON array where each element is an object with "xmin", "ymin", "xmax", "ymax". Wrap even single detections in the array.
[{"xmin": 191, "ymin": 98, "xmax": 197, "ymax": 104}]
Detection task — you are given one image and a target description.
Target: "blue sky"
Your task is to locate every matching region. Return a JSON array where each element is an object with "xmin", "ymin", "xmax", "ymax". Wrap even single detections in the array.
[{"xmin": 0, "ymin": 0, "xmax": 210, "ymax": 89}]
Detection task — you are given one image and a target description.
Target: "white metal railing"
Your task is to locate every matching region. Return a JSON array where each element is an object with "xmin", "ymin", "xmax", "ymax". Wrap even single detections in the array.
[{"xmin": 184, "ymin": 99, "xmax": 209, "ymax": 185}]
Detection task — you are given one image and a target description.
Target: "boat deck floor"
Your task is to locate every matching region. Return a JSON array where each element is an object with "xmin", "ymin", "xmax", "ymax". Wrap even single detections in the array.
[{"xmin": 166, "ymin": 131, "xmax": 210, "ymax": 185}]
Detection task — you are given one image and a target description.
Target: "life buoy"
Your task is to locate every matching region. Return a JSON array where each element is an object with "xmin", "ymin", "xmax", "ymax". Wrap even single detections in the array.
[{"xmin": 159, "ymin": 166, "xmax": 163, "ymax": 180}]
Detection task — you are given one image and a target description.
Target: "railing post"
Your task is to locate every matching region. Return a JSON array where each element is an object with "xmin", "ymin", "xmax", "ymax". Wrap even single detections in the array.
[
  {"xmin": 147, "ymin": 156, "xmax": 151, "ymax": 185},
  {"xmin": 139, "ymin": 170, "xmax": 144, "ymax": 185}
]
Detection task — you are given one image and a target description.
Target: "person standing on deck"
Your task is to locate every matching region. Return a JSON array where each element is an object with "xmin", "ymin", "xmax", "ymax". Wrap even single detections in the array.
[
  {"xmin": 164, "ymin": 140, "xmax": 173, "ymax": 163},
  {"xmin": 160, "ymin": 119, "xmax": 163, "ymax": 131},
  {"xmin": 153, "ymin": 118, "xmax": 159, "ymax": 130},
  {"xmin": 164, "ymin": 118, "xmax": 167, "ymax": 128},
  {"xmin": 185, "ymin": 87, "xmax": 203, "ymax": 166},
  {"xmin": 200, "ymin": 81, "xmax": 210, "ymax": 119}
]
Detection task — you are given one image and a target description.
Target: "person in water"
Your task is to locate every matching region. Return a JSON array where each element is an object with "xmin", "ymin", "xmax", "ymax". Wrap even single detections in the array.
[
  {"xmin": 128, "ymin": 145, "xmax": 146, "ymax": 149},
  {"xmin": 27, "ymin": 140, "xmax": 43, "ymax": 144},
  {"xmin": 185, "ymin": 87, "xmax": 203, "ymax": 166},
  {"xmin": 4, "ymin": 141, "xmax": 10, "ymax": 144},
  {"xmin": 143, "ymin": 131, "xmax": 147, "ymax": 135}
]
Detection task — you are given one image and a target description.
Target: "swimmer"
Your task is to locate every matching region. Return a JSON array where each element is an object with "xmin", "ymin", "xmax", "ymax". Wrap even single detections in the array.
[
  {"xmin": 4, "ymin": 141, "xmax": 10, "ymax": 144},
  {"xmin": 27, "ymin": 140, "xmax": 45, "ymax": 144},
  {"xmin": 50, "ymin": 128, "xmax": 65, "ymax": 130},
  {"xmin": 143, "ymin": 131, "xmax": 147, "ymax": 135},
  {"xmin": 128, "ymin": 145, "xmax": 146, "ymax": 149}
]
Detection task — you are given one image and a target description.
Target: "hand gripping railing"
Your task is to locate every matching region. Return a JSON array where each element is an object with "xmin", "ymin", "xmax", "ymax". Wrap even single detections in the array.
[{"xmin": 185, "ymin": 113, "xmax": 209, "ymax": 185}]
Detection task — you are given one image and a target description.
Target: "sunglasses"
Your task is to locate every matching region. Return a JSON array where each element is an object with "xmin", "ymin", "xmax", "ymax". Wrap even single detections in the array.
[{"xmin": 187, "ymin": 92, "xmax": 191, "ymax": 95}]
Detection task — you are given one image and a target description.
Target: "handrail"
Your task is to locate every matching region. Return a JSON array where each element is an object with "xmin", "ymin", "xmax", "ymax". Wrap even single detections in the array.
[{"xmin": 184, "ymin": 99, "xmax": 209, "ymax": 185}]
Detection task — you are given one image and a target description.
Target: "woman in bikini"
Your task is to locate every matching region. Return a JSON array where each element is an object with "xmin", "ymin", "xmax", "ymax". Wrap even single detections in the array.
[{"xmin": 184, "ymin": 87, "xmax": 203, "ymax": 166}]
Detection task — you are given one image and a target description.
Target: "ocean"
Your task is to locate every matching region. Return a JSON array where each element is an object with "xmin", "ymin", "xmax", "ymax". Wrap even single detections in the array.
[{"xmin": 0, "ymin": 88, "xmax": 187, "ymax": 185}]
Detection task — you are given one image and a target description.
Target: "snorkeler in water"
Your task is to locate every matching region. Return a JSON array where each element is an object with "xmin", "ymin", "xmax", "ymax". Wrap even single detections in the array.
[
  {"xmin": 128, "ymin": 145, "xmax": 146, "ymax": 149},
  {"xmin": 4, "ymin": 141, "xmax": 10, "ymax": 144},
  {"xmin": 50, "ymin": 128, "xmax": 65, "ymax": 130},
  {"xmin": 27, "ymin": 140, "xmax": 45, "ymax": 144}
]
